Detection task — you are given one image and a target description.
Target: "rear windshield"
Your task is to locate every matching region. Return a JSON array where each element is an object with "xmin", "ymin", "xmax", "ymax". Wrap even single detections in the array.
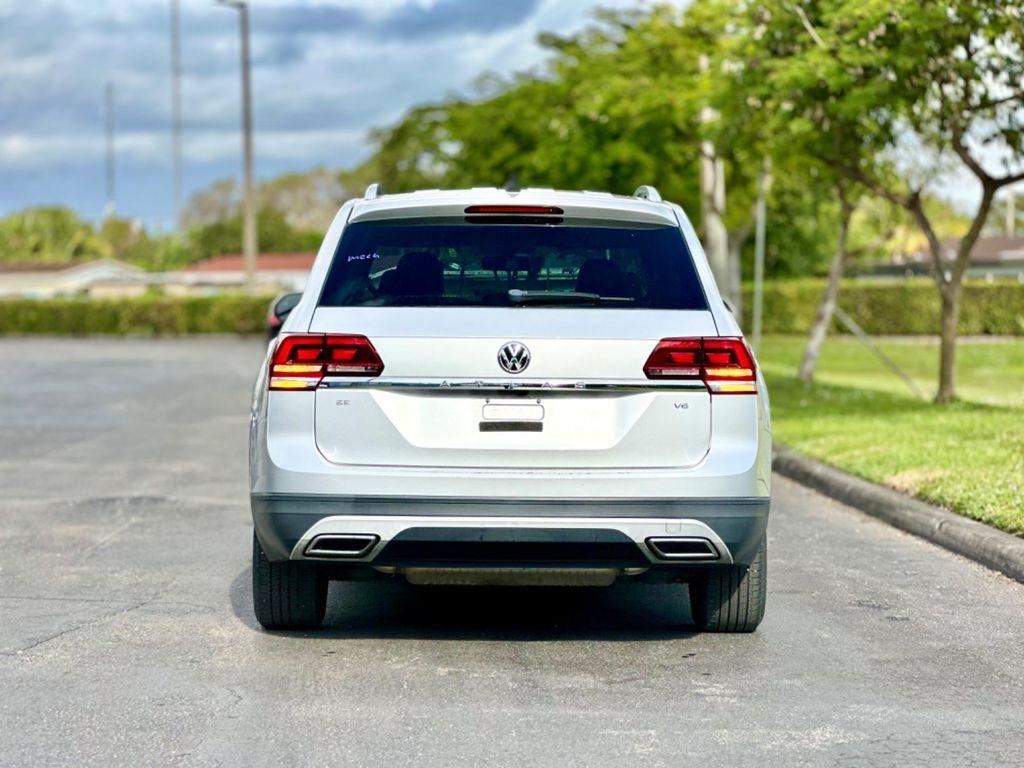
[{"xmin": 319, "ymin": 221, "xmax": 707, "ymax": 309}]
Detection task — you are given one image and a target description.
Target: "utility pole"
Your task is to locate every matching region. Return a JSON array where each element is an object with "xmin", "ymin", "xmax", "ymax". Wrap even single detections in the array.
[
  {"xmin": 751, "ymin": 157, "xmax": 772, "ymax": 351},
  {"xmin": 170, "ymin": 0, "xmax": 184, "ymax": 229},
  {"xmin": 216, "ymin": 0, "xmax": 258, "ymax": 292},
  {"xmin": 104, "ymin": 82, "xmax": 116, "ymax": 219}
]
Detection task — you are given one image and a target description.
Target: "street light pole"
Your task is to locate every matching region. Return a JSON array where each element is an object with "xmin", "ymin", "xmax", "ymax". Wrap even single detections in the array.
[
  {"xmin": 170, "ymin": 0, "xmax": 184, "ymax": 229},
  {"xmin": 216, "ymin": 0, "xmax": 258, "ymax": 293},
  {"xmin": 104, "ymin": 81, "xmax": 116, "ymax": 219}
]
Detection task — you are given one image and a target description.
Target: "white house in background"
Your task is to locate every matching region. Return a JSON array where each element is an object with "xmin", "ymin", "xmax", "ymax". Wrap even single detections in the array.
[
  {"xmin": 876, "ymin": 235, "xmax": 1024, "ymax": 280},
  {"xmin": 1, "ymin": 253, "xmax": 319, "ymax": 299},
  {"xmin": 0, "ymin": 259, "xmax": 145, "ymax": 299},
  {"xmin": 157, "ymin": 252, "xmax": 316, "ymax": 296}
]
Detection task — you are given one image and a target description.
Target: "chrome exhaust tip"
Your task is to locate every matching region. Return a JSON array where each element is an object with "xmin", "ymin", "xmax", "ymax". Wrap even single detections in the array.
[
  {"xmin": 304, "ymin": 534, "xmax": 379, "ymax": 559},
  {"xmin": 645, "ymin": 537, "xmax": 720, "ymax": 561}
]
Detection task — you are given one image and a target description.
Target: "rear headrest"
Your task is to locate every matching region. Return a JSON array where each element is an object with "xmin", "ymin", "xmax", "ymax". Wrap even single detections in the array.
[
  {"xmin": 381, "ymin": 251, "xmax": 443, "ymax": 296},
  {"xmin": 576, "ymin": 258, "xmax": 626, "ymax": 297}
]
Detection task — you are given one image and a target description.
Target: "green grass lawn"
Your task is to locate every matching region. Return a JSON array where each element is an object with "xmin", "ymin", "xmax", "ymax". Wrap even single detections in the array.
[
  {"xmin": 758, "ymin": 335, "xmax": 1024, "ymax": 406},
  {"xmin": 760, "ymin": 336, "xmax": 1024, "ymax": 536}
]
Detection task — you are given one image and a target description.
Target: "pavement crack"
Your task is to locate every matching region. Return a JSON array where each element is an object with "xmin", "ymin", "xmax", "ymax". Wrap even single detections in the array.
[
  {"xmin": 2, "ymin": 577, "xmax": 180, "ymax": 657},
  {"xmin": 3, "ymin": 600, "xmax": 149, "ymax": 657},
  {"xmin": 0, "ymin": 594, "xmax": 216, "ymax": 612},
  {"xmin": 0, "ymin": 593, "xmax": 138, "ymax": 605}
]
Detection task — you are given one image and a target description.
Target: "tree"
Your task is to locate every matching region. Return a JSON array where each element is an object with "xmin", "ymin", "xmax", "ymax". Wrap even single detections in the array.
[
  {"xmin": 356, "ymin": 4, "xmax": 850, "ymax": 297},
  {"xmin": 798, "ymin": 185, "xmax": 855, "ymax": 380},
  {"xmin": 704, "ymin": 0, "xmax": 876, "ymax": 348},
  {"xmin": 98, "ymin": 217, "xmax": 202, "ymax": 272},
  {"xmin": 797, "ymin": 188, "xmax": 902, "ymax": 381},
  {"xmin": 187, "ymin": 207, "xmax": 321, "ymax": 262},
  {"xmin": 0, "ymin": 207, "xmax": 111, "ymax": 264},
  {"xmin": 358, "ymin": 7, "xmax": 705, "ymax": 212},
  {"xmin": 259, "ymin": 168, "xmax": 349, "ymax": 233},
  {"xmin": 754, "ymin": 0, "xmax": 1024, "ymax": 401},
  {"xmin": 181, "ymin": 179, "xmax": 239, "ymax": 230},
  {"xmin": 689, "ymin": 0, "xmax": 771, "ymax": 313},
  {"xmin": 182, "ymin": 171, "xmax": 349, "ymax": 235}
]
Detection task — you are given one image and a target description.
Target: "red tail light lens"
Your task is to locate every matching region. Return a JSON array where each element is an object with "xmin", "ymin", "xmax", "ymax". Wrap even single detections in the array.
[
  {"xmin": 269, "ymin": 334, "xmax": 384, "ymax": 391},
  {"xmin": 644, "ymin": 337, "xmax": 756, "ymax": 394},
  {"xmin": 642, "ymin": 338, "xmax": 702, "ymax": 378}
]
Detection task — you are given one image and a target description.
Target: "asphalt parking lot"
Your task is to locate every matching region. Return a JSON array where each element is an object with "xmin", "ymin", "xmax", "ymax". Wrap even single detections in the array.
[{"xmin": 2, "ymin": 337, "xmax": 1023, "ymax": 767}]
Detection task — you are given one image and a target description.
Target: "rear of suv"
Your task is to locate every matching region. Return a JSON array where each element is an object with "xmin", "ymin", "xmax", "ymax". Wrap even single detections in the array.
[{"xmin": 249, "ymin": 185, "xmax": 771, "ymax": 632}]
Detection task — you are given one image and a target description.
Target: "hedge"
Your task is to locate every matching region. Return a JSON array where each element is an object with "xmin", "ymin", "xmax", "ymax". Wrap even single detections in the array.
[
  {"xmin": 0, "ymin": 295, "xmax": 268, "ymax": 336},
  {"xmin": 741, "ymin": 278, "xmax": 1024, "ymax": 336},
  {"xmin": 0, "ymin": 279, "xmax": 1021, "ymax": 336}
]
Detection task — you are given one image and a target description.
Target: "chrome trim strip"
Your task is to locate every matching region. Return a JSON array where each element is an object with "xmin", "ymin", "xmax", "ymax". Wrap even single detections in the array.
[
  {"xmin": 319, "ymin": 377, "xmax": 707, "ymax": 393},
  {"xmin": 252, "ymin": 493, "xmax": 770, "ymax": 511},
  {"xmin": 291, "ymin": 515, "xmax": 732, "ymax": 565}
]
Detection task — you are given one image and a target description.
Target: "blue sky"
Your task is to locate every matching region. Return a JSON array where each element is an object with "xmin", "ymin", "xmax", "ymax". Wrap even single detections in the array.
[{"xmin": 0, "ymin": 0, "xmax": 685, "ymax": 228}]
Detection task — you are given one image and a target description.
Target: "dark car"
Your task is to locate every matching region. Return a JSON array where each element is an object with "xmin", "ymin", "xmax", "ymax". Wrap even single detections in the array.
[{"xmin": 265, "ymin": 292, "xmax": 301, "ymax": 339}]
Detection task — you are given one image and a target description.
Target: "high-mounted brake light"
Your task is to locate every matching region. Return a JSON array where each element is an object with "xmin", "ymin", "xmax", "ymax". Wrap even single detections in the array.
[
  {"xmin": 643, "ymin": 337, "xmax": 757, "ymax": 394},
  {"xmin": 464, "ymin": 205, "xmax": 564, "ymax": 215},
  {"xmin": 269, "ymin": 334, "xmax": 384, "ymax": 391}
]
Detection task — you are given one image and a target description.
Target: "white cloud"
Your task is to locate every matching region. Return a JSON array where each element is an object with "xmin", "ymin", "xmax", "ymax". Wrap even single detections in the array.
[
  {"xmin": 4, "ymin": 0, "xmax": 626, "ymax": 221},
  {"xmin": 0, "ymin": 127, "xmax": 366, "ymax": 166},
  {"xmin": 0, "ymin": 0, "xmax": 627, "ymax": 168}
]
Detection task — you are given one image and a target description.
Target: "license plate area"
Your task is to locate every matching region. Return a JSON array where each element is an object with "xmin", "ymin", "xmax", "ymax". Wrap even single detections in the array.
[{"xmin": 481, "ymin": 401, "xmax": 544, "ymax": 421}]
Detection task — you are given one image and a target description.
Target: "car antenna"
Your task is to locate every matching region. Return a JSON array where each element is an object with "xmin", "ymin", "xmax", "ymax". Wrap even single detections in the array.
[{"xmin": 503, "ymin": 173, "xmax": 521, "ymax": 193}]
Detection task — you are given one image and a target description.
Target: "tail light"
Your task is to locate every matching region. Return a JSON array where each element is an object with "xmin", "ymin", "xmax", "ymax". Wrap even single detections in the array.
[
  {"xmin": 644, "ymin": 337, "xmax": 757, "ymax": 394},
  {"xmin": 269, "ymin": 334, "xmax": 384, "ymax": 391}
]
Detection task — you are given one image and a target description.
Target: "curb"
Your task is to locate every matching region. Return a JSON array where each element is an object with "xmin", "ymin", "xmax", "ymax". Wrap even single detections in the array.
[{"xmin": 773, "ymin": 445, "xmax": 1024, "ymax": 584}]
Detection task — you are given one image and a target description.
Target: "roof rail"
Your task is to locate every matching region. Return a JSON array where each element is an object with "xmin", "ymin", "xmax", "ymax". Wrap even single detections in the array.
[
  {"xmin": 364, "ymin": 182, "xmax": 384, "ymax": 200},
  {"xmin": 633, "ymin": 185, "xmax": 662, "ymax": 203}
]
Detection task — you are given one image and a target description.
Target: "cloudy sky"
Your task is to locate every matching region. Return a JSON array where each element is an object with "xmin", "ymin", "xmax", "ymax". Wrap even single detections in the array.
[
  {"xmin": 0, "ymin": 0, "xmax": 687, "ymax": 228},
  {"xmin": 2, "ymin": 0, "xmax": 997, "ymax": 231}
]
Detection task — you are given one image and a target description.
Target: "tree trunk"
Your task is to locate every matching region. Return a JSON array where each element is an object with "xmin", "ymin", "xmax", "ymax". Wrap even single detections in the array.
[
  {"xmin": 799, "ymin": 192, "xmax": 853, "ymax": 382},
  {"xmin": 835, "ymin": 139, "xmax": 1005, "ymax": 404},
  {"xmin": 700, "ymin": 142, "xmax": 731, "ymax": 302},
  {"xmin": 922, "ymin": 183, "xmax": 993, "ymax": 404},
  {"xmin": 697, "ymin": 53, "xmax": 733, "ymax": 307},
  {"xmin": 935, "ymin": 285, "xmax": 960, "ymax": 403}
]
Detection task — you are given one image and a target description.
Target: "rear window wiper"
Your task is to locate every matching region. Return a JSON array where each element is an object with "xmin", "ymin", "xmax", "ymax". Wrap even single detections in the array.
[{"xmin": 508, "ymin": 289, "xmax": 635, "ymax": 306}]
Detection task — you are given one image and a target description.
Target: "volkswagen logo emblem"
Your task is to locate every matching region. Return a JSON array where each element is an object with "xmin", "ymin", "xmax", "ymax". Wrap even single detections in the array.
[{"xmin": 497, "ymin": 342, "xmax": 530, "ymax": 374}]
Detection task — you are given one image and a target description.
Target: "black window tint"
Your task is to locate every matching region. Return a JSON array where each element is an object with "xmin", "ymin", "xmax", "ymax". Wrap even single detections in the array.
[{"xmin": 319, "ymin": 222, "xmax": 707, "ymax": 310}]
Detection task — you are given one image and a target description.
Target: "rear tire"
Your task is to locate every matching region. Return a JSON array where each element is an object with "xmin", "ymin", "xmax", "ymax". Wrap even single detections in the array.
[
  {"xmin": 688, "ymin": 537, "xmax": 766, "ymax": 633},
  {"xmin": 252, "ymin": 533, "xmax": 327, "ymax": 630}
]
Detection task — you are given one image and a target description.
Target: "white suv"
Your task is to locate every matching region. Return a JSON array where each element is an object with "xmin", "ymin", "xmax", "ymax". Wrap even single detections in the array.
[{"xmin": 249, "ymin": 185, "xmax": 771, "ymax": 632}]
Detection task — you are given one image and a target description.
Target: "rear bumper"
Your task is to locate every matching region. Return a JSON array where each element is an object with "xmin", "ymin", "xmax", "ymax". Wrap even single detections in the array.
[{"xmin": 251, "ymin": 494, "xmax": 769, "ymax": 567}]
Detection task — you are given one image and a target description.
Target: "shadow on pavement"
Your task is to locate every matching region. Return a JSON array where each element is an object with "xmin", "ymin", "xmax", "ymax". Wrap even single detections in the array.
[{"xmin": 229, "ymin": 567, "xmax": 699, "ymax": 641}]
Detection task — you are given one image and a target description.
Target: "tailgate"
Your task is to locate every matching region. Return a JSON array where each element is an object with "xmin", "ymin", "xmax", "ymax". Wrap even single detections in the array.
[{"xmin": 310, "ymin": 308, "xmax": 716, "ymax": 470}]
